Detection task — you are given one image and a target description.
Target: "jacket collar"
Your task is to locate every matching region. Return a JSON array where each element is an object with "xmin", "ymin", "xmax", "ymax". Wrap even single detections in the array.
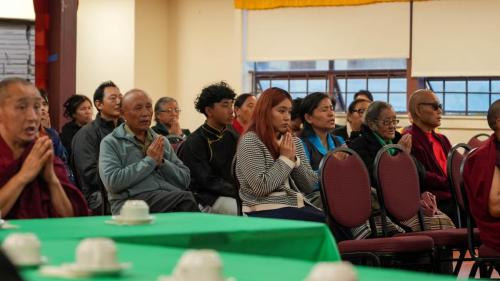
[{"xmin": 95, "ymin": 113, "xmax": 123, "ymax": 129}]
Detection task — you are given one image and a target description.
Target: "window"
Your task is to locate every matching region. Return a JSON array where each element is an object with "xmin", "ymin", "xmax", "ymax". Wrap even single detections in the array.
[
  {"xmin": 251, "ymin": 59, "xmax": 408, "ymax": 112},
  {"xmin": 425, "ymin": 78, "xmax": 500, "ymax": 115},
  {"xmin": 0, "ymin": 22, "xmax": 35, "ymax": 81}
]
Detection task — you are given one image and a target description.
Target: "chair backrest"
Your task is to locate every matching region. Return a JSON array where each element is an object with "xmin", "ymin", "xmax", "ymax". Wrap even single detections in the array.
[
  {"xmin": 319, "ymin": 147, "xmax": 372, "ymax": 228},
  {"xmin": 459, "ymin": 148, "xmax": 479, "ymax": 257},
  {"xmin": 374, "ymin": 145, "xmax": 422, "ymax": 233},
  {"xmin": 230, "ymin": 155, "xmax": 243, "ymax": 216},
  {"xmin": 446, "ymin": 143, "xmax": 471, "ymax": 227},
  {"xmin": 467, "ymin": 133, "xmax": 490, "ymax": 149}
]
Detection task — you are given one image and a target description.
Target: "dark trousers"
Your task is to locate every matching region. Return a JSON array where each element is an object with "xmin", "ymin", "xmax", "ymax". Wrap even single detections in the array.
[
  {"xmin": 246, "ymin": 206, "xmax": 325, "ymax": 223},
  {"xmin": 111, "ymin": 190, "xmax": 200, "ymax": 215}
]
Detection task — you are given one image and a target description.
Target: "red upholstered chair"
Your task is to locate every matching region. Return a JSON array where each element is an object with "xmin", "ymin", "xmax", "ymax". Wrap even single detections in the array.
[
  {"xmin": 447, "ymin": 143, "xmax": 471, "ymax": 228},
  {"xmin": 467, "ymin": 133, "xmax": 490, "ymax": 149},
  {"xmin": 373, "ymin": 144, "xmax": 470, "ymax": 274},
  {"xmin": 460, "ymin": 148, "xmax": 500, "ymax": 278},
  {"xmin": 319, "ymin": 147, "xmax": 434, "ymax": 269}
]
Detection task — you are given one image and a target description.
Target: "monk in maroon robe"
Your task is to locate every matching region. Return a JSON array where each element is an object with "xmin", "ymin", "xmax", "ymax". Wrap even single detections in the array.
[
  {"xmin": 463, "ymin": 100, "xmax": 500, "ymax": 252},
  {"xmin": 0, "ymin": 78, "xmax": 88, "ymax": 219}
]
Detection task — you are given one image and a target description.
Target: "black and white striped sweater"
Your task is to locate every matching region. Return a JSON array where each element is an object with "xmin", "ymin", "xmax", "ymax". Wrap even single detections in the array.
[{"xmin": 235, "ymin": 131, "xmax": 319, "ymax": 212}]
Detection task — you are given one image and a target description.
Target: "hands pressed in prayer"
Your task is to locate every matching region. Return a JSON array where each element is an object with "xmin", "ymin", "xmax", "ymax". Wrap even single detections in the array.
[
  {"xmin": 279, "ymin": 132, "xmax": 296, "ymax": 162},
  {"xmin": 168, "ymin": 118, "xmax": 183, "ymax": 136},
  {"xmin": 398, "ymin": 134, "xmax": 412, "ymax": 153},
  {"xmin": 147, "ymin": 136, "xmax": 165, "ymax": 166},
  {"xmin": 420, "ymin": 191, "xmax": 438, "ymax": 216},
  {"xmin": 19, "ymin": 136, "xmax": 53, "ymax": 184}
]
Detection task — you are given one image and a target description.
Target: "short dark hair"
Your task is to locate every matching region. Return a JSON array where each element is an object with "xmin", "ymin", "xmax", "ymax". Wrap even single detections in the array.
[
  {"xmin": 300, "ymin": 92, "xmax": 335, "ymax": 137},
  {"xmin": 234, "ymin": 93, "xmax": 255, "ymax": 109},
  {"xmin": 487, "ymin": 99, "xmax": 500, "ymax": 130},
  {"xmin": 291, "ymin": 97, "xmax": 303, "ymax": 121},
  {"xmin": 195, "ymin": 81, "xmax": 236, "ymax": 116},
  {"xmin": 348, "ymin": 99, "xmax": 371, "ymax": 113},
  {"xmin": 93, "ymin": 80, "xmax": 117, "ymax": 107},
  {"xmin": 63, "ymin": 95, "xmax": 92, "ymax": 120},
  {"xmin": 354, "ymin": 90, "xmax": 373, "ymax": 102},
  {"xmin": 38, "ymin": 88, "xmax": 49, "ymax": 104}
]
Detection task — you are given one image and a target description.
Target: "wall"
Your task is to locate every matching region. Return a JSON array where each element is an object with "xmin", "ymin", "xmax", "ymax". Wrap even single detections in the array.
[
  {"xmin": 167, "ymin": 0, "xmax": 243, "ymax": 130},
  {"xmin": 0, "ymin": 0, "xmax": 34, "ymax": 20},
  {"xmin": 134, "ymin": 0, "xmax": 169, "ymax": 104},
  {"xmin": 76, "ymin": 0, "xmax": 135, "ymax": 101}
]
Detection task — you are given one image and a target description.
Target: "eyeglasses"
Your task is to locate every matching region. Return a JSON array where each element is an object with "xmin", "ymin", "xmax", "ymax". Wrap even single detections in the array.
[
  {"xmin": 418, "ymin": 102, "xmax": 442, "ymax": 111},
  {"xmin": 351, "ymin": 108, "xmax": 367, "ymax": 114},
  {"xmin": 377, "ymin": 119, "xmax": 400, "ymax": 126},
  {"xmin": 159, "ymin": 108, "xmax": 181, "ymax": 114}
]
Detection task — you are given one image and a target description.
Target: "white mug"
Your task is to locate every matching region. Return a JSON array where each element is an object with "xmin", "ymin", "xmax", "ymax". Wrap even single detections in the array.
[
  {"xmin": 2, "ymin": 233, "xmax": 41, "ymax": 266},
  {"xmin": 120, "ymin": 200, "xmax": 150, "ymax": 220},
  {"xmin": 75, "ymin": 238, "xmax": 118, "ymax": 269},
  {"xmin": 172, "ymin": 250, "xmax": 224, "ymax": 281},
  {"xmin": 305, "ymin": 262, "xmax": 357, "ymax": 281}
]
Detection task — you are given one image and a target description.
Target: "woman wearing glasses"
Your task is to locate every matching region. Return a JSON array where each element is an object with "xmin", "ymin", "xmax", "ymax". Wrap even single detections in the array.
[
  {"xmin": 152, "ymin": 97, "xmax": 191, "ymax": 144},
  {"xmin": 333, "ymin": 99, "xmax": 371, "ymax": 143},
  {"xmin": 348, "ymin": 101, "xmax": 454, "ymax": 234}
]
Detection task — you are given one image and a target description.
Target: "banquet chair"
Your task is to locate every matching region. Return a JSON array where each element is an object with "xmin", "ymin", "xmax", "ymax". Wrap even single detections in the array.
[
  {"xmin": 467, "ymin": 133, "xmax": 490, "ymax": 149},
  {"xmin": 373, "ymin": 144, "xmax": 470, "ymax": 274},
  {"xmin": 319, "ymin": 147, "xmax": 435, "ymax": 269}
]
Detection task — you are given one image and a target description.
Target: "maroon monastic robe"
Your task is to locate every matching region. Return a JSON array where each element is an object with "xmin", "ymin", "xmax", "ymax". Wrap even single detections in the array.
[
  {"xmin": 0, "ymin": 136, "xmax": 89, "ymax": 219},
  {"xmin": 464, "ymin": 135, "xmax": 500, "ymax": 252}
]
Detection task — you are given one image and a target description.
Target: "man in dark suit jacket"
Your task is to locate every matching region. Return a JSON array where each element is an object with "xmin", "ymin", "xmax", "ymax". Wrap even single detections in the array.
[{"xmin": 405, "ymin": 89, "xmax": 457, "ymax": 224}]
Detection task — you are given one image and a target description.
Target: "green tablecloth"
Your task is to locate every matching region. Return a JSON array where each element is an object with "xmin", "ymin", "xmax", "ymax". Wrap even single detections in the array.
[
  {"xmin": 1, "ymin": 213, "xmax": 338, "ymax": 262},
  {"xmin": 21, "ymin": 240, "xmax": 458, "ymax": 281}
]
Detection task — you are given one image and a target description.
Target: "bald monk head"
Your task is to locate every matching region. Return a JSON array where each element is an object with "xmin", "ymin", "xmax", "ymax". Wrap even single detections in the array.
[
  {"xmin": 408, "ymin": 89, "xmax": 443, "ymax": 133},
  {"xmin": 488, "ymin": 99, "xmax": 500, "ymax": 139},
  {"xmin": 0, "ymin": 78, "xmax": 42, "ymax": 149},
  {"xmin": 120, "ymin": 89, "xmax": 153, "ymax": 137}
]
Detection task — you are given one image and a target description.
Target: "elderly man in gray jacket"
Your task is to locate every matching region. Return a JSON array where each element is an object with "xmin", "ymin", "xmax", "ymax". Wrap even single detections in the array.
[{"xmin": 99, "ymin": 89, "xmax": 198, "ymax": 214}]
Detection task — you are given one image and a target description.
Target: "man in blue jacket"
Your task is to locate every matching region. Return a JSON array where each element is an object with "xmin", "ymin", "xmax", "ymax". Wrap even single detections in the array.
[{"xmin": 99, "ymin": 89, "xmax": 198, "ymax": 215}]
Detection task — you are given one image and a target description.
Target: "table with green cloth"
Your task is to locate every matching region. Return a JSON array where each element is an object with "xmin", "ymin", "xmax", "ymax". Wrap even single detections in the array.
[
  {"xmin": 21, "ymin": 240, "xmax": 458, "ymax": 281},
  {"xmin": 0, "ymin": 213, "xmax": 338, "ymax": 262}
]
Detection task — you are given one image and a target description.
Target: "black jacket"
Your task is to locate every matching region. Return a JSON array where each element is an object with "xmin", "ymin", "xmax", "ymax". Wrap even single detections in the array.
[
  {"xmin": 151, "ymin": 123, "xmax": 191, "ymax": 144},
  {"xmin": 348, "ymin": 125, "xmax": 426, "ymax": 189},
  {"xmin": 71, "ymin": 114, "xmax": 123, "ymax": 213},
  {"xmin": 178, "ymin": 123, "xmax": 239, "ymax": 206},
  {"xmin": 60, "ymin": 121, "xmax": 82, "ymax": 158}
]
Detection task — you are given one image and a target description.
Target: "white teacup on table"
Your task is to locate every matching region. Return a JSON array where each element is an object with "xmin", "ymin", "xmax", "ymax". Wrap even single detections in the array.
[
  {"xmin": 112, "ymin": 200, "xmax": 154, "ymax": 225},
  {"xmin": 2, "ymin": 233, "xmax": 46, "ymax": 267},
  {"xmin": 305, "ymin": 262, "xmax": 357, "ymax": 281},
  {"xmin": 159, "ymin": 249, "xmax": 234, "ymax": 281},
  {"xmin": 62, "ymin": 238, "xmax": 130, "ymax": 276}
]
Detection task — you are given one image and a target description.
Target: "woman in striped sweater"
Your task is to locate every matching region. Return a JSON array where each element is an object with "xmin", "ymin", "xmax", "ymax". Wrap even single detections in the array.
[{"xmin": 235, "ymin": 87, "xmax": 325, "ymax": 222}]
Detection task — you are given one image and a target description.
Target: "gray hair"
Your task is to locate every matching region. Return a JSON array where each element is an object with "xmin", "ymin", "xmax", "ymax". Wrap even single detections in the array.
[
  {"xmin": 154, "ymin": 96, "xmax": 177, "ymax": 123},
  {"xmin": 364, "ymin": 101, "xmax": 393, "ymax": 129},
  {"xmin": 0, "ymin": 77, "xmax": 34, "ymax": 104},
  {"xmin": 487, "ymin": 99, "xmax": 500, "ymax": 130}
]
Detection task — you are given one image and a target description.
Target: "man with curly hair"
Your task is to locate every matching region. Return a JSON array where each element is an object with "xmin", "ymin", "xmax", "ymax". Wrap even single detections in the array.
[{"xmin": 178, "ymin": 82, "xmax": 239, "ymax": 215}]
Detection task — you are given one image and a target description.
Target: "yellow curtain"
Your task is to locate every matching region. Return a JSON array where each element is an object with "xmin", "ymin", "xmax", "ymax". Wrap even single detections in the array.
[{"xmin": 235, "ymin": 0, "xmax": 428, "ymax": 10}]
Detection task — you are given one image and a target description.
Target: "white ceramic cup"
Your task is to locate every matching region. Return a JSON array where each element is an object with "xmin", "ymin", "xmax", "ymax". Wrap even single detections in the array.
[
  {"xmin": 305, "ymin": 262, "xmax": 357, "ymax": 281},
  {"xmin": 172, "ymin": 249, "xmax": 224, "ymax": 281},
  {"xmin": 75, "ymin": 238, "xmax": 119, "ymax": 269},
  {"xmin": 119, "ymin": 200, "xmax": 150, "ymax": 220},
  {"xmin": 2, "ymin": 233, "xmax": 41, "ymax": 266}
]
